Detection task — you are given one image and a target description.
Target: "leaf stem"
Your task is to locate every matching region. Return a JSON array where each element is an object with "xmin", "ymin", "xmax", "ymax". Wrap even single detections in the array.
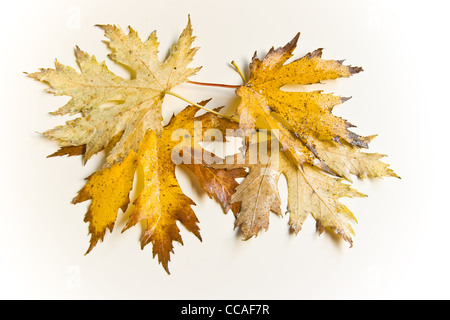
[
  {"xmin": 231, "ymin": 61, "xmax": 247, "ymax": 83},
  {"xmin": 186, "ymin": 61, "xmax": 247, "ymax": 88},
  {"xmin": 187, "ymin": 80, "xmax": 240, "ymax": 89},
  {"xmin": 164, "ymin": 90, "xmax": 239, "ymax": 123}
]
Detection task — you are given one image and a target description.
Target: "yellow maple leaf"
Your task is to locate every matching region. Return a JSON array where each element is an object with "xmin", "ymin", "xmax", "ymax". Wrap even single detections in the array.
[
  {"xmin": 124, "ymin": 104, "xmax": 231, "ymax": 273},
  {"xmin": 280, "ymin": 152, "xmax": 366, "ymax": 245},
  {"xmin": 220, "ymin": 33, "xmax": 399, "ymax": 243},
  {"xmin": 236, "ymin": 33, "xmax": 371, "ymax": 168},
  {"xmin": 72, "ymin": 150, "xmax": 138, "ymax": 253},
  {"xmin": 30, "ymin": 17, "xmax": 200, "ymax": 167},
  {"xmin": 70, "ymin": 102, "xmax": 242, "ymax": 273}
]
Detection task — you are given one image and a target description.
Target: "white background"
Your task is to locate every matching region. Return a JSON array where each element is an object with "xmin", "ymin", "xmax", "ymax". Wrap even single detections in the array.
[{"xmin": 0, "ymin": 0, "xmax": 448, "ymax": 299}]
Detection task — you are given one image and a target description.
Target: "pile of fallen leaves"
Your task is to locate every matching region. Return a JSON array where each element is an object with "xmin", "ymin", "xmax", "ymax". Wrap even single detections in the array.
[{"xmin": 30, "ymin": 18, "xmax": 398, "ymax": 274}]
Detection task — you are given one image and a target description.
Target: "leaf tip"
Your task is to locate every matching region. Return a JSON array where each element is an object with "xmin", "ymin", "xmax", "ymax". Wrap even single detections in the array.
[
  {"xmin": 340, "ymin": 96, "xmax": 352, "ymax": 103},
  {"xmin": 349, "ymin": 66, "xmax": 364, "ymax": 75},
  {"xmin": 307, "ymin": 48, "xmax": 323, "ymax": 59}
]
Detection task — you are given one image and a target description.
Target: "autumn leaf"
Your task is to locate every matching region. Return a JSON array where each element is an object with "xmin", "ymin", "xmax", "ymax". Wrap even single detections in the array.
[
  {"xmin": 235, "ymin": 33, "xmax": 372, "ymax": 169},
  {"xmin": 184, "ymin": 160, "xmax": 246, "ymax": 215},
  {"xmin": 214, "ymin": 147, "xmax": 366, "ymax": 244},
  {"xmin": 180, "ymin": 107, "xmax": 247, "ymax": 215},
  {"xmin": 30, "ymin": 17, "xmax": 200, "ymax": 167},
  {"xmin": 220, "ymin": 33, "xmax": 399, "ymax": 242},
  {"xmin": 31, "ymin": 18, "xmax": 399, "ymax": 273},
  {"xmin": 68, "ymin": 101, "xmax": 243, "ymax": 273},
  {"xmin": 122, "ymin": 129, "xmax": 201, "ymax": 274},
  {"xmin": 230, "ymin": 161, "xmax": 282, "ymax": 240},
  {"xmin": 280, "ymin": 152, "xmax": 366, "ymax": 245},
  {"xmin": 72, "ymin": 150, "xmax": 138, "ymax": 253},
  {"xmin": 312, "ymin": 137, "xmax": 399, "ymax": 182},
  {"xmin": 123, "ymin": 103, "xmax": 245, "ymax": 273},
  {"xmin": 31, "ymin": 13, "xmax": 244, "ymax": 272}
]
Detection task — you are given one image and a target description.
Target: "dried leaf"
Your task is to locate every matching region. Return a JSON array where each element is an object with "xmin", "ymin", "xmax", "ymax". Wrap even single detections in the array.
[
  {"xmin": 280, "ymin": 152, "xmax": 365, "ymax": 245},
  {"xmin": 235, "ymin": 33, "xmax": 369, "ymax": 168},
  {"xmin": 230, "ymin": 162, "xmax": 282, "ymax": 240},
  {"xmin": 32, "ymin": 20, "xmax": 400, "ymax": 272},
  {"xmin": 122, "ymin": 129, "xmax": 200, "ymax": 274},
  {"xmin": 313, "ymin": 138, "xmax": 399, "ymax": 182},
  {"xmin": 72, "ymin": 150, "xmax": 138, "ymax": 253},
  {"xmin": 224, "ymin": 34, "xmax": 399, "ymax": 242},
  {"xmin": 30, "ymin": 17, "xmax": 200, "ymax": 167},
  {"xmin": 69, "ymin": 102, "xmax": 241, "ymax": 273},
  {"xmin": 185, "ymin": 161, "xmax": 246, "ymax": 215}
]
